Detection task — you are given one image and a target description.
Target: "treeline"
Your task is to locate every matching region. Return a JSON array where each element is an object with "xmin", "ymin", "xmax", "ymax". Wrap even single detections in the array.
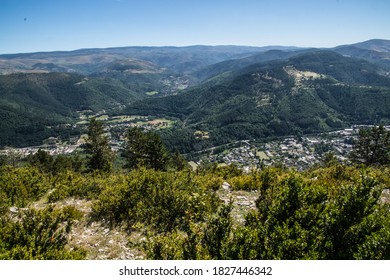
[{"xmin": 1, "ymin": 124, "xmax": 390, "ymax": 259}]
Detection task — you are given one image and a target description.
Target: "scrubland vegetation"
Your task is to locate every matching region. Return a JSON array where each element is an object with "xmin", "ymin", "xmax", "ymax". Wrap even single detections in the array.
[{"xmin": 1, "ymin": 123, "xmax": 389, "ymax": 260}]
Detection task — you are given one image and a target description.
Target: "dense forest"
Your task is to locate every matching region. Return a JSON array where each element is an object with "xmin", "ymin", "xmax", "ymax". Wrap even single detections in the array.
[{"xmin": 1, "ymin": 123, "xmax": 389, "ymax": 260}]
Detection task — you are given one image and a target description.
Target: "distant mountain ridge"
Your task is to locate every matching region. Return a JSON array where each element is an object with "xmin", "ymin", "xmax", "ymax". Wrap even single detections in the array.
[
  {"xmin": 1, "ymin": 39, "xmax": 389, "ymax": 74},
  {"xmin": 340, "ymin": 39, "xmax": 390, "ymax": 53},
  {"xmin": 0, "ymin": 45, "xmax": 275, "ymax": 75},
  {"xmin": 332, "ymin": 39, "xmax": 390, "ymax": 69}
]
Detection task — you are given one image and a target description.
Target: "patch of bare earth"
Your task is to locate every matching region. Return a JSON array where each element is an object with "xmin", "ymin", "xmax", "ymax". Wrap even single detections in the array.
[
  {"xmin": 380, "ymin": 189, "xmax": 390, "ymax": 204},
  {"xmin": 54, "ymin": 198, "xmax": 145, "ymax": 260},
  {"xmin": 217, "ymin": 182, "xmax": 259, "ymax": 225}
]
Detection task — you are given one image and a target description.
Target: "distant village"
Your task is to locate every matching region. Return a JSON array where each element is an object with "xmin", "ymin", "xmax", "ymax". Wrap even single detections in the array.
[{"xmin": 192, "ymin": 125, "xmax": 390, "ymax": 171}]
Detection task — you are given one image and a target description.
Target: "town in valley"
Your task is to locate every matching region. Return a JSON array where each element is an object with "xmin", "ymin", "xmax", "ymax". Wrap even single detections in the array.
[{"xmin": 2, "ymin": 110, "xmax": 386, "ymax": 171}]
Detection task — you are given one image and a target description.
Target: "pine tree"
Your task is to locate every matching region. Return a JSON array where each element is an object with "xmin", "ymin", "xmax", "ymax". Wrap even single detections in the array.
[
  {"xmin": 84, "ymin": 118, "xmax": 114, "ymax": 172},
  {"xmin": 123, "ymin": 127, "xmax": 169, "ymax": 170},
  {"xmin": 26, "ymin": 149, "xmax": 54, "ymax": 173},
  {"xmin": 350, "ymin": 125, "xmax": 390, "ymax": 166},
  {"xmin": 170, "ymin": 149, "xmax": 188, "ymax": 171}
]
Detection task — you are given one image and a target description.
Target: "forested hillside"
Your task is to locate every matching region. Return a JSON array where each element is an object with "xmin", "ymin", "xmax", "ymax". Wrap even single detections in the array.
[
  {"xmin": 0, "ymin": 72, "xmax": 145, "ymax": 146},
  {"xmin": 126, "ymin": 51, "xmax": 390, "ymax": 152}
]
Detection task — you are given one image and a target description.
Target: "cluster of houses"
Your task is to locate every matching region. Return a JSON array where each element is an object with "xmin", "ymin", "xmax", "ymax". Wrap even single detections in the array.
[
  {"xmin": 195, "ymin": 126, "xmax": 369, "ymax": 171},
  {"xmin": 1, "ymin": 143, "xmax": 79, "ymax": 159}
]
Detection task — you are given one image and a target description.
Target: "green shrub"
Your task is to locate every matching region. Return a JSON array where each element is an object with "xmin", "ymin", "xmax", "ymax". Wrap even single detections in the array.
[
  {"xmin": 231, "ymin": 170, "xmax": 390, "ymax": 259},
  {"xmin": 0, "ymin": 166, "xmax": 50, "ymax": 208},
  {"xmin": 228, "ymin": 174, "xmax": 261, "ymax": 191},
  {"xmin": 0, "ymin": 206, "xmax": 86, "ymax": 260},
  {"xmin": 92, "ymin": 168, "xmax": 221, "ymax": 232},
  {"xmin": 144, "ymin": 203, "xmax": 233, "ymax": 260},
  {"xmin": 142, "ymin": 168, "xmax": 390, "ymax": 260},
  {"xmin": 47, "ymin": 171, "xmax": 114, "ymax": 202}
]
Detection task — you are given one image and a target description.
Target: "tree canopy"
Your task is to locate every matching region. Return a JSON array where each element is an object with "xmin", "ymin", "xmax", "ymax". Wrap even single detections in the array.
[
  {"xmin": 122, "ymin": 127, "xmax": 170, "ymax": 171},
  {"xmin": 84, "ymin": 118, "xmax": 114, "ymax": 172},
  {"xmin": 350, "ymin": 125, "xmax": 390, "ymax": 166}
]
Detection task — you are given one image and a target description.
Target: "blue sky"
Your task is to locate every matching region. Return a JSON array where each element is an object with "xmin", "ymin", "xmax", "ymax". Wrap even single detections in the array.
[{"xmin": 1, "ymin": 0, "xmax": 390, "ymax": 54}]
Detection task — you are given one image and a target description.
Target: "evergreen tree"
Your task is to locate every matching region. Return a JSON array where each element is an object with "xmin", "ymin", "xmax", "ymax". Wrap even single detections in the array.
[
  {"xmin": 322, "ymin": 151, "xmax": 339, "ymax": 167},
  {"xmin": 0, "ymin": 154, "xmax": 8, "ymax": 166},
  {"xmin": 170, "ymin": 149, "xmax": 188, "ymax": 171},
  {"xmin": 350, "ymin": 125, "xmax": 390, "ymax": 166},
  {"xmin": 122, "ymin": 127, "xmax": 169, "ymax": 170},
  {"xmin": 26, "ymin": 149, "xmax": 54, "ymax": 173},
  {"xmin": 84, "ymin": 118, "xmax": 113, "ymax": 172}
]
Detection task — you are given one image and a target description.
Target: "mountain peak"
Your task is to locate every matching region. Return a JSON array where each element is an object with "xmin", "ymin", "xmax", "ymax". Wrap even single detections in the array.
[{"xmin": 340, "ymin": 39, "xmax": 390, "ymax": 53}]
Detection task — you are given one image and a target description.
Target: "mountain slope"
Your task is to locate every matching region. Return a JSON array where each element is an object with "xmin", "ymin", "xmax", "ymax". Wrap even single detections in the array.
[
  {"xmin": 126, "ymin": 51, "xmax": 390, "ymax": 151},
  {"xmin": 333, "ymin": 39, "xmax": 390, "ymax": 69},
  {"xmin": 348, "ymin": 39, "xmax": 390, "ymax": 53},
  {"xmin": 192, "ymin": 49, "xmax": 304, "ymax": 83},
  {"xmin": 0, "ymin": 72, "xmax": 144, "ymax": 146}
]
